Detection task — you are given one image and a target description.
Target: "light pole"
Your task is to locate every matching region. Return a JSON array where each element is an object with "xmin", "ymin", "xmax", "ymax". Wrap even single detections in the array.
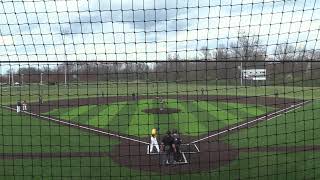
[
  {"xmin": 11, "ymin": 71, "xmax": 14, "ymax": 86},
  {"xmin": 240, "ymin": 61, "xmax": 243, "ymax": 86},
  {"xmin": 61, "ymin": 29, "xmax": 69, "ymax": 87},
  {"xmin": 235, "ymin": 51, "xmax": 244, "ymax": 86},
  {"xmin": 64, "ymin": 64, "xmax": 67, "ymax": 86},
  {"xmin": 40, "ymin": 73, "xmax": 43, "ymax": 85},
  {"xmin": 21, "ymin": 74, "xmax": 24, "ymax": 86}
]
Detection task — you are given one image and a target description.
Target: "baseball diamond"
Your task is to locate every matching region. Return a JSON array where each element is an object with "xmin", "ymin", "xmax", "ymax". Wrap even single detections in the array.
[
  {"xmin": 1, "ymin": 94, "xmax": 312, "ymax": 175},
  {"xmin": 1, "ymin": 0, "xmax": 320, "ymax": 179}
]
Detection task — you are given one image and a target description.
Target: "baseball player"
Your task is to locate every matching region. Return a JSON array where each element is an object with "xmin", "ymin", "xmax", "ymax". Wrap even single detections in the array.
[
  {"xmin": 159, "ymin": 97, "xmax": 164, "ymax": 111},
  {"xmin": 149, "ymin": 128, "xmax": 160, "ymax": 153},
  {"xmin": 39, "ymin": 95, "xmax": 43, "ymax": 104},
  {"xmin": 160, "ymin": 130, "xmax": 176, "ymax": 165},
  {"xmin": 22, "ymin": 100, "xmax": 27, "ymax": 111},
  {"xmin": 16, "ymin": 100, "xmax": 21, "ymax": 113},
  {"xmin": 201, "ymin": 88, "xmax": 205, "ymax": 95},
  {"xmin": 172, "ymin": 129, "xmax": 183, "ymax": 162}
]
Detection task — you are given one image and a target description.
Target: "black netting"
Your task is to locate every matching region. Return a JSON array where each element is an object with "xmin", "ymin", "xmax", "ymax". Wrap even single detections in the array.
[{"xmin": 0, "ymin": 0, "xmax": 320, "ymax": 179}]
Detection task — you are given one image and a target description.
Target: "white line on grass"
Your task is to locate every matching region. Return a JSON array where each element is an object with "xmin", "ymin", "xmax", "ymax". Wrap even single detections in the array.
[
  {"xmin": 190, "ymin": 101, "xmax": 309, "ymax": 144},
  {"xmin": 1, "ymin": 105, "xmax": 149, "ymax": 145}
]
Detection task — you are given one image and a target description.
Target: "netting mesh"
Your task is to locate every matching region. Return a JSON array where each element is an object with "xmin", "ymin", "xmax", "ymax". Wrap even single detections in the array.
[{"xmin": 1, "ymin": 0, "xmax": 320, "ymax": 179}]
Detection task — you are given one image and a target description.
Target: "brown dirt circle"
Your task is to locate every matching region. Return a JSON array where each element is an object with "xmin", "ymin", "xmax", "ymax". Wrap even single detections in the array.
[
  {"xmin": 14, "ymin": 95, "xmax": 306, "ymax": 174},
  {"xmin": 109, "ymin": 139, "xmax": 238, "ymax": 174},
  {"xmin": 143, "ymin": 107, "xmax": 181, "ymax": 114}
]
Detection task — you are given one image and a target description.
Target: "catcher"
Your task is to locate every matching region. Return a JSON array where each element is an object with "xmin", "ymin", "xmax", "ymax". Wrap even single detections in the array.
[{"xmin": 149, "ymin": 128, "xmax": 160, "ymax": 153}]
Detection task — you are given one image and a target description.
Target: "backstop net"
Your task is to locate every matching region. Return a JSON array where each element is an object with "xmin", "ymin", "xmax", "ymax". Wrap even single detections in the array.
[{"xmin": 0, "ymin": 0, "xmax": 320, "ymax": 179}]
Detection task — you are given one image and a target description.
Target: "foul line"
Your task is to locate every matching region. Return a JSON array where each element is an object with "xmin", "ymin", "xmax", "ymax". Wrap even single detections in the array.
[
  {"xmin": 1, "ymin": 105, "xmax": 149, "ymax": 145},
  {"xmin": 194, "ymin": 143, "xmax": 200, "ymax": 152},
  {"xmin": 190, "ymin": 101, "xmax": 309, "ymax": 144}
]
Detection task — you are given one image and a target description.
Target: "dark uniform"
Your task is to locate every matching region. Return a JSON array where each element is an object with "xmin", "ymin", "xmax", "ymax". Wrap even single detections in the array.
[
  {"xmin": 161, "ymin": 133, "xmax": 175, "ymax": 165},
  {"xmin": 39, "ymin": 96, "xmax": 43, "ymax": 104},
  {"xmin": 275, "ymin": 89, "xmax": 279, "ymax": 97},
  {"xmin": 172, "ymin": 131, "xmax": 183, "ymax": 162},
  {"xmin": 201, "ymin": 88, "xmax": 204, "ymax": 95}
]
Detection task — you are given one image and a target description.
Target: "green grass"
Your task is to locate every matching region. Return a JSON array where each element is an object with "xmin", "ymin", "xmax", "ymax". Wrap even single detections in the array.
[
  {"xmin": 1, "ymin": 152, "xmax": 320, "ymax": 180},
  {"xmin": 0, "ymin": 157, "xmax": 147, "ymax": 180},
  {"xmin": 2, "ymin": 101, "xmax": 320, "ymax": 179},
  {"xmin": 1, "ymin": 83, "xmax": 319, "ymax": 105},
  {"xmin": 45, "ymin": 99, "xmax": 272, "ymax": 137},
  {"xmin": 1, "ymin": 82, "xmax": 319, "ymax": 179},
  {"xmin": 203, "ymin": 151, "xmax": 320, "ymax": 180},
  {"xmin": 223, "ymin": 100, "xmax": 320, "ymax": 147},
  {"xmin": 0, "ymin": 109, "xmax": 119, "ymax": 153}
]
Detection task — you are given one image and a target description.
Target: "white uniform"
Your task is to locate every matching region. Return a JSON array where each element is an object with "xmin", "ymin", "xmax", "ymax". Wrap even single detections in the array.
[
  {"xmin": 22, "ymin": 102, "xmax": 27, "ymax": 111},
  {"xmin": 16, "ymin": 102, "xmax": 21, "ymax": 113},
  {"xmin": 150, "ymin": 136, "xmax": 160, "ymax": 153},
  {"xmin": 16, "ymin": 105, "xmax": 21, "ymax": 113}
]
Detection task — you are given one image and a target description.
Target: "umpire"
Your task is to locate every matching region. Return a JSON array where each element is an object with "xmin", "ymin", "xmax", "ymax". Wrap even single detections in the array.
[
  {"xmin": 160, "ymin": 130, "xmax": 176, "ymax": 165},
  {"xmin": 172, "ymin": 129, "xmax": 183, "ymax": 162}
]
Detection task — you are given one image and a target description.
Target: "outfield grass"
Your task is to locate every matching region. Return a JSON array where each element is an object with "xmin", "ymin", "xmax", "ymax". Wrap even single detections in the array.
[
  {"xmin": 0, "ymin": 109, "xmax": 119, "ymax": 153},
  {"xmin": 1, "ymin": 83, "xmax": 319, "ymax": 105},
  {"xmin": 45, "ymin": 99, "xmax": 273, "ymax": 137},
  {"xmin": 223, "ymin": 100, "xmax": 320, "ymax": 147}
]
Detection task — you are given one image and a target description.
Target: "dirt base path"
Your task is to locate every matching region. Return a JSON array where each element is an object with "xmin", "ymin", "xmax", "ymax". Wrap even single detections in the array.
[
  {"xmin": 24, "ymin": 95, "xmax": 299, "ymax": 114},
  {"xmin": 2, "ymin": 144, "xmax": 320, "ymax": 174},
  {"xmin": 0, "ymin": 152, "xmax": 110, "ymax": 160}
]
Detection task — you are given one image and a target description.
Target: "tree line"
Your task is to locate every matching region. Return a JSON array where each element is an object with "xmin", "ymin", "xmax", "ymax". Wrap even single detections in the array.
[{"xmin": 2, "ymin": 33, "xmax": 320, "ymax": 86}]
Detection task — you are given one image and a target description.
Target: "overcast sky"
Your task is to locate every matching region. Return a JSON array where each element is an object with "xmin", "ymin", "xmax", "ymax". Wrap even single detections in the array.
[{"xmin": 0, "ymin": 0, "xmax": 319, "ymax": 65}]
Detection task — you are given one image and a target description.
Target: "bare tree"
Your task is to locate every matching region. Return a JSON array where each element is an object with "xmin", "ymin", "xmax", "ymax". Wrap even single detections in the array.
[
  {"xmin": 274, "ymin": 44, "xmax": 295, "ymax": 61},
  {"xmin": 200, "ymin": 46, "xmax": 212, "ymax": 60}
]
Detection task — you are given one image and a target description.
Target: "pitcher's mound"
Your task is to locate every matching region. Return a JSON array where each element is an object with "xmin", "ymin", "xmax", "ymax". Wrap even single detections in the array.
[{"xmin": 143, "ymin": 108, "xmax": 181, "ymax": 114}]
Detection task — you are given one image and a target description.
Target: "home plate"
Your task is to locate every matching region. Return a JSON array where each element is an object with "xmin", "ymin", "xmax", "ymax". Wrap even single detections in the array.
[
  {"xmin": 147, "ymin": 144, "xmax": 200, "ymax": 155},
  {"xmin": 159, "ymin": 152, "xmax": 189, "ymax": 165}
]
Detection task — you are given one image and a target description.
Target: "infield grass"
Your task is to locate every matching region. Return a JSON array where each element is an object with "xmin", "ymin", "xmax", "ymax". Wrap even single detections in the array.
[{"xmin": 45, "ymin": 99, "xmax": 273, "ymax": 137}]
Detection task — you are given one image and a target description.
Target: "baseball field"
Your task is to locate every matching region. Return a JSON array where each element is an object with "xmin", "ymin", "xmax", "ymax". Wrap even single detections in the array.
[{"xmin": 1, "ymin": 83, "xmax": 320, "ymax": 179}]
